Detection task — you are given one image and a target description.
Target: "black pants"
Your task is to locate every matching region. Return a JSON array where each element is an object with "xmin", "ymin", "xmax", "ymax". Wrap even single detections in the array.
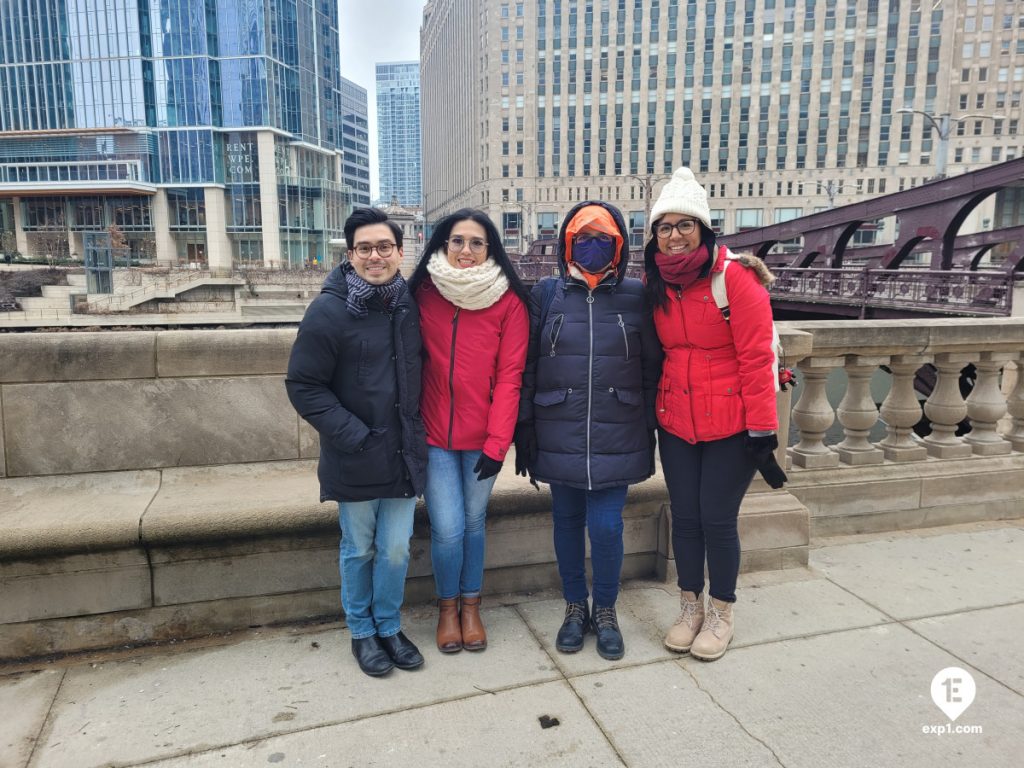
[{"xmin": 658, "ymin": 429, "xmax": 757, "ymax": 603}]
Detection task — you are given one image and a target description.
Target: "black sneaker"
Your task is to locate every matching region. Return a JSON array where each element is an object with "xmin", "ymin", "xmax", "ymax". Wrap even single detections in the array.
[
  {"xmin": 351, "ymin": 636, "xmax": 394, "ymax": 677},
  {"xmin": 378, "ymin": 631, "xmax": 425, "ymax": 670},
  {"xmin": 592, "ymin": 604, "xmax": 625, "ymax": 660},
  {"xmin": 555, "ymin": 600, "xmax": 590, "ymax": 653}
]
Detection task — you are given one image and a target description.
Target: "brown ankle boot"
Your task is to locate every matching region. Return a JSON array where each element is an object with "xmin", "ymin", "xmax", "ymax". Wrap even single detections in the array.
[
  {"xmin": 436, "ymin": 597, "xmax": 462, "ymax": 653},
  {"xmin": 460, "ymin": 595, "xmax": 487, "ymax": 651}
]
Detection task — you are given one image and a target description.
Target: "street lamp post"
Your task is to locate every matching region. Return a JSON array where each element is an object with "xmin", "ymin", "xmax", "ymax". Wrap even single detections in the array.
[{"xmin": 896, "ymin": 108, "xmax": 1006, "ymax": 179}]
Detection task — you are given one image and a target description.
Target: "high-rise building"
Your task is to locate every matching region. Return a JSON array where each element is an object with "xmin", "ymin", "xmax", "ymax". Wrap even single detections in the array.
[
  {"xmin": 422, "ymin": 0, "xmax": 1019, "ymax": 253},
  {"xmin": 0, "ymin": 0, "xmax": 351, "ymax": 269},
  {"xmin": 340, "ymin": 77, "xmax": 371, "ymax": 207},
  {"xmin": 376, "ymin": 61, "xmax": 422, "ymax": 207}
]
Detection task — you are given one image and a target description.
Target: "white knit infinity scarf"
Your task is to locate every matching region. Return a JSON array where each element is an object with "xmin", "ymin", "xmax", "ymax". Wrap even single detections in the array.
[{"xmin": 425, "ymin": 250, "xmax": 510, "ymax": 311}]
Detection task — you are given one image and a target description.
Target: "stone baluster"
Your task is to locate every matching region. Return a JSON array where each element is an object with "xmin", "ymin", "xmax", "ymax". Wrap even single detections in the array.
[
  {"xmin": 964, "ymin": 352, "xmax": 1014, "ymax": 455},
  {"xmin": 1005, "ymin": 357, "xmax": 1024, "ymax": 452},
  {"xmin": 877, "ymin": 355, "xmax": 931, "ymax": 462},
  {"xmin": 921, "ymin": 353, "xmax": 974, "ymax": 459},
  {"xmin": 789, "ymin": 356, "xmax": 842, "ymax": 468},
  {"xmin": 835, "ymin": 355, "xmax": 887, "ymax": 465}
]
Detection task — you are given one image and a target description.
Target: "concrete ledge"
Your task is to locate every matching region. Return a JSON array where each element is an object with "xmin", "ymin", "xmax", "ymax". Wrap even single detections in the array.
[
  {"xmin": 0, "ymin": 332, "xmax": 157, "ymax": 383},
  {"xmin": 155, "ymin": 329, "xmax": 295, "ymax": 377},
  {"xmin": 0, "ymin": 454, "xmax": 813, "ymax": 660},
  {"xmin": 0, "ymin": 471, "xmax": 160, "ymax": 557},
  {"xmin": 789, "ymin": 453, "xmax": 1024, "ymax": 536}
]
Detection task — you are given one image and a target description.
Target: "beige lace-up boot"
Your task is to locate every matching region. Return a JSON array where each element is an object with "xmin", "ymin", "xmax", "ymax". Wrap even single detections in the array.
[
  {"xmin": 690, "ymin": 597, "xmax": 734, "ymax": 661},
  {"xmin": 664, "ymin": 591, "xmax": 705, "ymax": 653}
]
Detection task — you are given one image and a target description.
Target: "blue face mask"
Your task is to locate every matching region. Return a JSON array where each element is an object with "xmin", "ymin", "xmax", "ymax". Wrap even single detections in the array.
[{"xmin": 573, "ymin": 236, "xmax": 617, "ymax": 273}]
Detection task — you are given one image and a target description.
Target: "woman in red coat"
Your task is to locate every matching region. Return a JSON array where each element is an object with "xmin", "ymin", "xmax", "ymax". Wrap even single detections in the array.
[
  {"xmin": 643, "ymin": 168, "xmax": 787, "ymax": 662},
  {"xmin": 408, "ymin": 209, "xmax": 530, "ymax": 654}
]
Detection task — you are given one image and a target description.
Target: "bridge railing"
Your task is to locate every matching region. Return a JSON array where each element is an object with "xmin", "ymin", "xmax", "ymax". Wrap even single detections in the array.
[
  {"xmin": 773, "ymin": 268, "xmax": 1016, "ymax": 316},
  {"xmin": 784, "ymin": 319, "xmax": 1024, "ymax": 468}
]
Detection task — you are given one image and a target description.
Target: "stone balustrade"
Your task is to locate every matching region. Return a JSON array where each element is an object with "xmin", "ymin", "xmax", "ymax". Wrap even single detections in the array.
[{"xmin": 781, "ymin": 319, "xmax": 1024, "ymax": 466}]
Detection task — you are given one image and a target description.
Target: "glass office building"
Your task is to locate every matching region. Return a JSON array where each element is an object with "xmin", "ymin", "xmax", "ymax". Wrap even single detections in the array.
[
  {"xmin": 0, "ymin": 0, "xmax": 350, "ymax": 268},
  {"xmin": 340, "ymin": 77, "xmax": 370, "ymax": 206},
  {"xmin": 376, "ymin": 61, "xmax": 421, "ymax": 207}
]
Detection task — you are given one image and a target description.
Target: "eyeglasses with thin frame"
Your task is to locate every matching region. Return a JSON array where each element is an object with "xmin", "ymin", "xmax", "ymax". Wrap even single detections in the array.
[
  {"xmin": 352, "ymin": 241, "xmax": 397, "ymax": 258},
  {"xmin": 654, "ymin": 220, "xmax": 699, "ymax": 238},
  {"xmin": 573, "ymin": 233, "xmax": 614, "ymax": 245},
  {"xmin": 447, "ymin": 236, "xmax": 488, "ymax": 255}
]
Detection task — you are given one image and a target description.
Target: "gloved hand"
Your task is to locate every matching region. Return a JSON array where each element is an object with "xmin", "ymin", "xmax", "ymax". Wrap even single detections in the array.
[
  {"xmin": 473, "ymin": 453, "xmax": 503, "ymax": 481},
  {"xmin": 744, "ymin": 432, "xmax": 788, "ymax": 489},
  {"xmin": 513, "ymin": 422, "xmax": 538, "ymax": 477}
]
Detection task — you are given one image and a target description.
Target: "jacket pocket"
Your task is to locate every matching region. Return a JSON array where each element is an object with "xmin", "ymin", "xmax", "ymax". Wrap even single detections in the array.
[
  {"xmin": 534, "ymin": 388, "xmax": 569, "ymax": 407},
  {"xmin": 617, "ymin": 314, "xmax": 630, "ymax": 361},
  {"xmin": 611, "ymin": 387, "xmax": 642, "ymax": 407},
  {"xmin": 341, "ymin": 429, "xmax": 396, "ymax": 487}
]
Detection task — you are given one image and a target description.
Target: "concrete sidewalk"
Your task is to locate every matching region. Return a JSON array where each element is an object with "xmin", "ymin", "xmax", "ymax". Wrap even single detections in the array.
[{"xmin": 4, "ymin": 520, "xmax": 1022, "ymax": 768}]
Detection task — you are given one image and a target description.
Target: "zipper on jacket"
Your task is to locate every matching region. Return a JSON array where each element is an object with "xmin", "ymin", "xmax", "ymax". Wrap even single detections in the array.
[
  {"xmin": 548, "ymin": 314, "xmax": 564, "ymax": 356},
  {"xmin": 617, "ymin": 313, "xmax": 629, "ymax": 361},
  {"xmin": 447, "ymin": 308, "xmax": 460, "ymax": 449},
  {"xmin": 586, "ymin": 291, "xmax": 595, "ymax": 490}
]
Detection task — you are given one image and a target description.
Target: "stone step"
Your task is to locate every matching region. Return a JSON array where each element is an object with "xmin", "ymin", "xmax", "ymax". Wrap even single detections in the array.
[
  {"xmin": 66, "ymin": 273, "xmax": 88, "ymax": 287},
  {"xmin": 39, "ymin": 285, "xmax": 79, "ymax": 298},
  {"xmin": 17, "ymin": 296, "xmax": 73, "ymax": 310}
]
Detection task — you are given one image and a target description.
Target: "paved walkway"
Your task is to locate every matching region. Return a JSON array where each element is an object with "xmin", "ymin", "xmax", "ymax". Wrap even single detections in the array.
[{"xmin": 4, "ymin": 520, "xmax": 1023, "ymax": 768}]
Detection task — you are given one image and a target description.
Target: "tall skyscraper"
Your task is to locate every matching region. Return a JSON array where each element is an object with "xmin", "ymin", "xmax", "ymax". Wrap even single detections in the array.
[
  {"xmin": 340, "ymin": 77, "xmax": 371, "ymax": 207},
  {"xmin": 376, "ymin": 61, "xmax": 422, "ymax": 207},
  {"xmin": 422, "ymin": 0, "xmax": 1020, "ymax": 252},
  {"xmin": 0, "ymin": 0, "xmax": 351, "ymax": 269}
]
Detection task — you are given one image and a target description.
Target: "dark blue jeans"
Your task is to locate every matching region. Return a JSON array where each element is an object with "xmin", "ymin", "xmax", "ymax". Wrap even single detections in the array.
[
  {"xmin": 549, "ymin": 483, "xmax": 628, "ymax": 607},
  {"xmin": 658, "ymin": 429, "xmax": 757, "ymax": 603}
]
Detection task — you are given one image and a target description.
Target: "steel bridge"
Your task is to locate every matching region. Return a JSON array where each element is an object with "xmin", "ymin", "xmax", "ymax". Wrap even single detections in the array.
[{"xmin": 514, "ymin": 159, "xmax": 1024, "ymax": 318}]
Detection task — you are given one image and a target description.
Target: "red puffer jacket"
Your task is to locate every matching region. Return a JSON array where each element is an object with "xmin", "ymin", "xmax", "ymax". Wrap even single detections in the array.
[
  {"xmin": 416, "ymin": 279, "xmax": 529, "ymax": 461},
  {"xmin": 653, "ymin": 248, "xmax": 778, "ymax": 444}
]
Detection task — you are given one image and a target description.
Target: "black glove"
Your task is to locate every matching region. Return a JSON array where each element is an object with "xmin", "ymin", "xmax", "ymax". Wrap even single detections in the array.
[
  {"xmin": 473, "ymin": 453, "xmax": 503, "ymax": 481},
  {"xmin": 513, "ymin": 422, "xmax": 538, "ymax": 477},
  {"xmin": 744, "ymin": 433, "xmax": 788, "ymax": 489}
]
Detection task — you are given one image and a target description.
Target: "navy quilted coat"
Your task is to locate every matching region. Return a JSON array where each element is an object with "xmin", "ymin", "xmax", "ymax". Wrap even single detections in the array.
[{"xmin": 518, "ymin": 201, "xmax": 663, "ymax": 490}]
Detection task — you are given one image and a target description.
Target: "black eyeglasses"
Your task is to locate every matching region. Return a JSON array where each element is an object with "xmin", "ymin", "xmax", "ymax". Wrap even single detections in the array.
[
  {"xmin": 352, "ymin": 242, "xmax": 397, "ymax": 258},
  {"xmin": 654, "ymin": 220, "xmax": 698, "ymax": 238}
]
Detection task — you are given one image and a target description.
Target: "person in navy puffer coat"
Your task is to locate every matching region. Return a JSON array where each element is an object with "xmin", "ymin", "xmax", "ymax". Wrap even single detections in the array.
[{"xmin": 514, "ymin": 200, "xmax": 662, "ymax": 661}]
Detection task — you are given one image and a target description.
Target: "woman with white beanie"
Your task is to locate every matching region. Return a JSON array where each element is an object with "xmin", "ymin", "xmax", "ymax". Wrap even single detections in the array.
[
  {"xmin": 643, "ymin": 167, "xmax": 787, "ymax": 661},
  {"xmin": 408, "ymin": 210, "xmax": 530, "ymax": 654}
]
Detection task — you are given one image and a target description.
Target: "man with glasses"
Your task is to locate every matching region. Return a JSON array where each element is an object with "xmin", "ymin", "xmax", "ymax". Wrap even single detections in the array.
[{"xmin": 286, "ymin": 207, "xmax": 428, "ymax": 677}]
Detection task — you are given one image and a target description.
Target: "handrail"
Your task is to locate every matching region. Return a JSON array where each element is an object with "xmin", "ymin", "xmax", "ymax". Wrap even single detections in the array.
[{"xmin": 84, "ymin": 269, "xmax": 214, "ymax": 312}]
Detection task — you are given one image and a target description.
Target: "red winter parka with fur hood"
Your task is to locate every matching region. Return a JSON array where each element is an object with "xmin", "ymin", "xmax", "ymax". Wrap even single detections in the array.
[
  {"xmin": 415, "ymin": 279, "xmax": 529, "ymax": 461},
  {"xmin": 653, "ymin": 247, "xmax": 778, "ymax": 444}
]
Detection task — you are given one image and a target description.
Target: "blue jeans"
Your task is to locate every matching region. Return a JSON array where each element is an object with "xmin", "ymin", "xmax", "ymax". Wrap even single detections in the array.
[
  {"xmin": 424, "ymin": 446, "xmax": 498, "ymax": 599},
  {"xmin": 549, "ymin": 484, "xmax": 628, "ymax": 607},
  {"xmin": 338, "ymin": 497, "xmax": 416, "ymax": 639}
]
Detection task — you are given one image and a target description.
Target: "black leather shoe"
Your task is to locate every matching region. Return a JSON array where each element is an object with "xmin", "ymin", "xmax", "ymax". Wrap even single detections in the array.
[
  {"xmin": 351, "ymin": 636, "xmax": 394, "ymax": 677},
  {"xmin": 555, "ymin": 600, "xmax": 590, "ymax": 653},
  {"xmin": 592, "ymin": 604, "xmax": 625, "ymax": 660},
  {"xmin": 378, "ymin": 631, "xmax": 424, "ymax": 670}
]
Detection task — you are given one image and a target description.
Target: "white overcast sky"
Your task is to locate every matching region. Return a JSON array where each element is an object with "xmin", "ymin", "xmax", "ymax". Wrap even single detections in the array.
[{"xmin": 337, "ymin": 0, "xmax": 425, "ymax": 200}]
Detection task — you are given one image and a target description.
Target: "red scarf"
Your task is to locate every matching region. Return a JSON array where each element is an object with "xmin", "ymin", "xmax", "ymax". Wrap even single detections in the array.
[{"xmin": 655, "ymin": 244, "xmax": 710, "ymax": 289}]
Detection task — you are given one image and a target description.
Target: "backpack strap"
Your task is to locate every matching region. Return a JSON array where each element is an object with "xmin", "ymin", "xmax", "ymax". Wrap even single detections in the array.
[
  {"xmin": 710, "ymin": 245, "xmax": 734, "ymax": 321},
  {"xmin": 539, "ymin": 276, "xmax": 558, "ymax": 325}
]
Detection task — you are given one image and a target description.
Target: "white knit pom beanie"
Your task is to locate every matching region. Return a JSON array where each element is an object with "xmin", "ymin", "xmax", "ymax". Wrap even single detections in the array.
[{"xmin": 648, "ymin": 166, "xmax": 712, "ymax": 233}]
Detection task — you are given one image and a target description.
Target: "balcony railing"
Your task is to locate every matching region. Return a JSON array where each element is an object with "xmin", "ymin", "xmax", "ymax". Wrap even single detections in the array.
[{"xmin": 772, "ymin": 268, "xmax": 1017, "ymax": 316}]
